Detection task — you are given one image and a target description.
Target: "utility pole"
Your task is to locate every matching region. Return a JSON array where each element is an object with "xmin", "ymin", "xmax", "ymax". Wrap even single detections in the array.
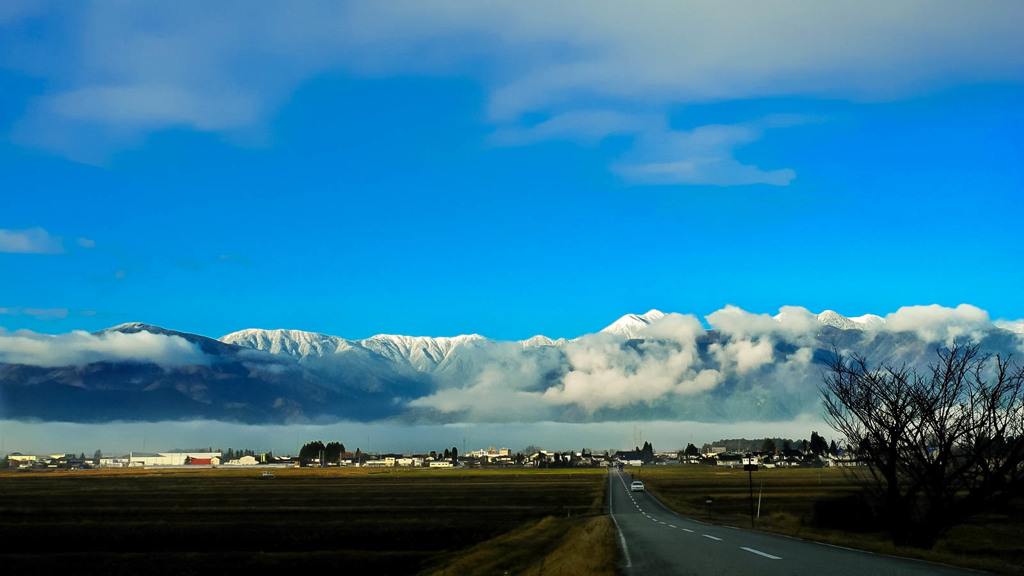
[{"xmin": 744, "ymin": 455, "xmax": 758, "ymax": 529}]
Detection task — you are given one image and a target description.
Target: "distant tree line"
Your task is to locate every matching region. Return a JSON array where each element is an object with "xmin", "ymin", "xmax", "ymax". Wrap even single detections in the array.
[{"xmin": 702, "ymin": 433, "xmax": 841, "ymax": 456}]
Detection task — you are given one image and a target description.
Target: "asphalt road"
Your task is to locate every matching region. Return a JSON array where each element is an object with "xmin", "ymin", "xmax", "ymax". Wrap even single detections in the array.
[{"xmin": 608, "ymin": 469, "xmax": 980, "ymax": 576}]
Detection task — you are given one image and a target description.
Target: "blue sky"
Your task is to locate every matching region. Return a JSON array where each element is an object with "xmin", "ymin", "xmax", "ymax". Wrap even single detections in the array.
[{"xmin": 2, "ymin": 1, "xmax": 1023, "ymax": 342}]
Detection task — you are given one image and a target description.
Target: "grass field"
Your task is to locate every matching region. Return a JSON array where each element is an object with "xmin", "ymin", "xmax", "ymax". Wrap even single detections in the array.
[
  {"xmin": 0, "ymin": 467, "xmax": 613, "ymax": 575},
  {"xmin": 632, "ymin": 465, "xmax": 1024, "ymax": 575}
]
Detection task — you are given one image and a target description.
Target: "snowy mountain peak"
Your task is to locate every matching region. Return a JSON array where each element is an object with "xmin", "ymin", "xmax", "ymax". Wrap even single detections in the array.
[
  {"xmin": 101, "ymin": 322, "xmax": 167, "ymax": 334},
  {"xmin": 850, "ymin": 314, "xmax": 886, "ymax": 328},
  {"xmin": 995, "ymin": 320, "xmax": 1024, "ymax": 334},
  {"xmin": 220, "ymin": 328, "xmax": 348, "ymax": 357},
  {"xmin": 362, "ymin": 333, "xmax": 486, "ymax": 371},
  {"xmin": 816, "ymin": 310, "xmax": 886, "ymax": 330},
  {"xmin": 601, "ymin": 309, "xmax": 666, "ymax": 338},
  {"xmin": 519, "ymin": 335, "xmax": 568, "ymax": 348},
  {"xmin": 816, "ymin": 310, "xmax": 858, "ymax": 330}
]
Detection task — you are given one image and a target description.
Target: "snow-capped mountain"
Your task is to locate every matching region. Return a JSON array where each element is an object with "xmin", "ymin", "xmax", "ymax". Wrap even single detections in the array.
[
  {"xmin": 3, "ymin": 306, "xmax": 1022, "ymax": 426},
  {"xmin": 220, "ymin": 328, "xmax": 351, "ymax": 357},
  {"xmin": 600, "ymin": 309, "xmax": 666, "ymax": 338},
  {"xmin": 220, "ymin": 329, "xmax": 488, "ymax": 374},
  {"xmin": 815, "ymin": 310, "xmax": 886, "ymax": 331}
]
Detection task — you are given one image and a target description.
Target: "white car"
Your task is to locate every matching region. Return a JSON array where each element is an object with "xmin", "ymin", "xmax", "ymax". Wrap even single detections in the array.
[{"xmin": 630, "ymin": 480, "xmax": 645, "ymax": 492}]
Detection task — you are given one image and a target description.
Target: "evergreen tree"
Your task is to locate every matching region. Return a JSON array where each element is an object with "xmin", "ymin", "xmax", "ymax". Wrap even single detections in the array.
[
  {"xmin": 299, "ymin": 441, "xmax": 326, "ymax": 466},
  {"xmin": 93, "ymin": 449, "xmax": 102, "ymax": 464},
  {"xmin": 640, "ymin": 441, "xmax": 654, "ymax": 464},
  {"xmin": 324, "ymin": 442, "xmax": 345, "ymax": 464},
  {"xmin": 450, "ymin": 446, "xmax": 458, "ymax": 462},
  {"xmin": 684, "ymin": 443, "xmax": 700, "ymax": 458},
  {"xmin": 810, "ymin": 431, "xmax": 828, "ymax": 455},
  {"xmin": 761, "ymin": 438, "xmax": 778, "ymax": 453}
]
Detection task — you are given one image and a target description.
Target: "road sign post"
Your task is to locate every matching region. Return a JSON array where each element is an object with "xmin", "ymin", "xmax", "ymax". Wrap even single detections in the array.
[{"xmin": 744, "ymin": 463, "xmax": 759, "ymax": 529}]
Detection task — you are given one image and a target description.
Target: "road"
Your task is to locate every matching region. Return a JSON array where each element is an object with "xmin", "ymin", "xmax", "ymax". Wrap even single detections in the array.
[{"xmin": 608, "ymin": 469, "xmax": 979, "ymax": 576}]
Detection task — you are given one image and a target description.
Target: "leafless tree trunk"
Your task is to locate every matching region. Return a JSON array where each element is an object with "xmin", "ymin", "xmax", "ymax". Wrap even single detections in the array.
[{"xmin": 821, "ymin": 342, "xmax": 1024, "ymax": 548}]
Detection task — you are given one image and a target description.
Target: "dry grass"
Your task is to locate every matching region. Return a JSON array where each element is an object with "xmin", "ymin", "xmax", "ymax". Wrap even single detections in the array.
[{"xmin": 419, "ymin": 515, "xmax": 620, "ymax": 576}]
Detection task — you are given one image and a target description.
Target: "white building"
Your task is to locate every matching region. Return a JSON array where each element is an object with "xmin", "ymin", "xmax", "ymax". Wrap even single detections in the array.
[{"xmin": 129, "ymin": 452, "xmax": 222, "ymax": 467}]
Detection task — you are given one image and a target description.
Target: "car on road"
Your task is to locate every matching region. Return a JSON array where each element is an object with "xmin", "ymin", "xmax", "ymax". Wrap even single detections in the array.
[{"xmin": 630, "ymin": 480, "xmax": 645, "ymax": 492}]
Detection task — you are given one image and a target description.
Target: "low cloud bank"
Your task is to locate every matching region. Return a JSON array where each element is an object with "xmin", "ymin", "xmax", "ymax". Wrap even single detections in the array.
[
  {"xmin": 0, "ymin": 329, "xmax": 210, "ymax": 368},
  {"xmin": 408, "ymin": 304, "xmax": 1023, "ymax": 422}
]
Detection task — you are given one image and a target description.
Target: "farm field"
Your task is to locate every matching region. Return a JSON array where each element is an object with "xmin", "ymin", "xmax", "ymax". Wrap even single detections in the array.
[
  {"xmin": 0, "ymin": 467, "xmax": 613, "ymax": 575},
  {"xmin": 633, "ymin": 465, "xmax": 1024, "ymax": 575}
]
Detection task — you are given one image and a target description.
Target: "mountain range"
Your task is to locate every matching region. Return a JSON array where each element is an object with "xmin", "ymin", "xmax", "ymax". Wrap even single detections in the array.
[{"xmin": 2, "ymin": 307, "xmax": 1021, "ymax": 425}]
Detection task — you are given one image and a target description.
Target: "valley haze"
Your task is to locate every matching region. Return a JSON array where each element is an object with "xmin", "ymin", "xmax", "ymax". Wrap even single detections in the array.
[{"xmin": 2, "ymin": 304, "xmax": 1022, "ymax": 455}]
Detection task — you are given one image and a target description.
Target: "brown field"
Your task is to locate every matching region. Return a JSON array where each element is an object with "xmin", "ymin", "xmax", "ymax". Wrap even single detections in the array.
[
  {"xmin": 0, "ymin": 467, "xmax": 613, "ymax": 576},
  {"xmin": 633, "ymin": 465, "xmax": 1024, "ymax": 575}
]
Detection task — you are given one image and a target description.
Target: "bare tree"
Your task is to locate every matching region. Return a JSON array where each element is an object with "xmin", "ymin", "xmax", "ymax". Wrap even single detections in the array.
[{"xmin": 821, "ymin": 342, "xmax": 1024, "ymax": 548}]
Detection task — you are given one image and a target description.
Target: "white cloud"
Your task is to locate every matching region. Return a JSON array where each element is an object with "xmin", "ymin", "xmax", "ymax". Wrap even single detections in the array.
[
  {"xmin": 0, "ymin": 307, "xmax": 69, "ymax": 320},
  {"xmin": 490, "ymin": 110, "xmax": 663, "ymax": 147},
  {"xmin": 705, "ymin": 304, "xmax": 818, "ymax": 342},
  {"xmin": 613, "ymin": 121, "xmax": 798, "ymax": 186},
  {"xmin": 709, "ymin": 339, "xmax": 774, "ymax": 375},
  {"xmin": 882, "ymin": 303, "xmax": 993, "ymax": 345},
  {"xmin": 4, "ymin": 2, "xmax": 1021, "ymax": 176},
  {"xmin": 995, "ymin": 319, "xmax": 1024, "ymax": 335},
  {"xmin": 47, "ymin": 84, "xmax": 259, "ymax": 131},
  {"xmin": 0, "ymin": 227, "xmax": 63, "ymax": 254},
  {"xmin": 0, "ymin": 329, "xmax": 211, "ymax": 368}
]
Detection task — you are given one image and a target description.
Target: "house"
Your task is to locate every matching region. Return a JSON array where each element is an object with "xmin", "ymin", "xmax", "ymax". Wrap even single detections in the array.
[
  {"xmin": 363, "ymin": 457, "xmax": 397, "ymax": 468},
  {"xmin": 8, "ymin": 453, "xmax": 37, "ymax": 468},
  {"xmin": 614, "ymin": 451, "xmax": 644, "ymax": 467},
  {"xmin": 98, "ymin": 456, "xmax": 129, "ymax": 468},
  {"xmin": 716, "ymin": 453, "xmax": 744, "ymax": 468},
  {"xmin": 828, "ymin": 450, "xmax": 864, "ymax": 467}
]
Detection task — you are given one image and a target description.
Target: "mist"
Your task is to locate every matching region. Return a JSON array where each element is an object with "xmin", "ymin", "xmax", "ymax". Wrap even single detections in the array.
[{"xmin": 0, "ymin": 416, "xmax": 830, "ymax": 457}]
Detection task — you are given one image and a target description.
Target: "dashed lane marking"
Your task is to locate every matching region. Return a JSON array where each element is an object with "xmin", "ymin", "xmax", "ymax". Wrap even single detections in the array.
[
  {"xmin": 703, "ymin": 534, "xmax": 723, "ymax": 541},
  {"xmin": 741, "ymin": 547, "xmax": 782, "ymax": 560}
]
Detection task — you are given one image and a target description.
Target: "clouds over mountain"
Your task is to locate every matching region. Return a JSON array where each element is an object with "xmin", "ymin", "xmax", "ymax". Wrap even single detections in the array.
[
  {"xmin": 0, "ymin": 328, "xmax": 210, "ymax": 368},
  {"xmin": 2, "ymin": 305, "xmax": 1022, "ymax": 426}
]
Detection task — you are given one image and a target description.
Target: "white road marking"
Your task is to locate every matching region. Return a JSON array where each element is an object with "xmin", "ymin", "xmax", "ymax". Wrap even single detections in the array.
[
  {"xmin": 703, "ymin": 534, "xmax": 723, "ymax": 541},
  {"xmin": 611, "ymin": 515, "xmax": 632, "ymax": 569},
  {"xmin": 682, "ymin": 528, "xmax": 694, "ymax": 533},
  {"xmin": 668, "ymin": 524, "xmax": 677, "ymax": 528},
  {"xmin": 741, "ymin": 547, "xmax": 782, "ymax": 560}
]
